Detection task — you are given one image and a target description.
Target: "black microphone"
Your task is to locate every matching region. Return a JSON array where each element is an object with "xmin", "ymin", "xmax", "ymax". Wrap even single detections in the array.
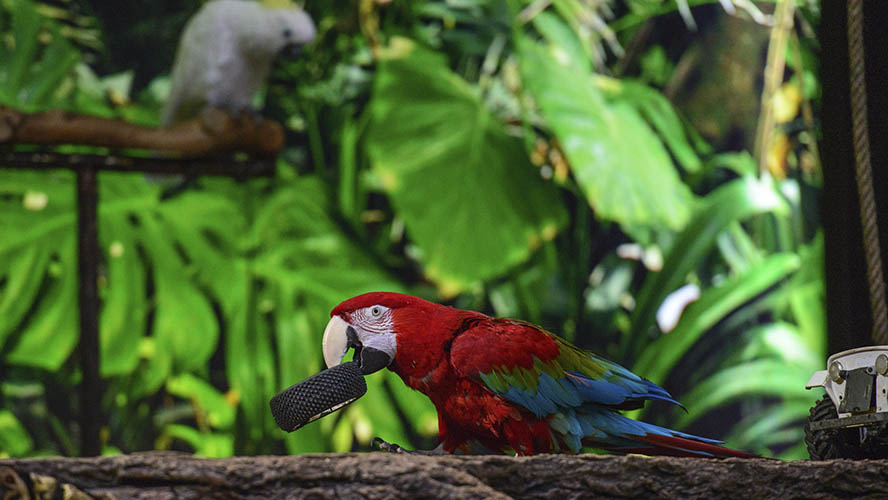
[{"xmin": 269, "ymin": 361, "xmax": 367, "ymax": 432}]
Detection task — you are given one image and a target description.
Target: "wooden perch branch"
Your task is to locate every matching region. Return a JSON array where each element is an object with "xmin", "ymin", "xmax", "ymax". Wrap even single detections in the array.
[
  {"xmin": 2, "ymin": 453, "xmax": 887, "ymax": 499},
  {"xmin": 0, "ymin": 107, "xmax": 285, "ymax": 158}
]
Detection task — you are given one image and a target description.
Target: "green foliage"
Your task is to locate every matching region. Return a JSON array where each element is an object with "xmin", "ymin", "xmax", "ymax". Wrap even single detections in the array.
[
  {"xmin": 634, "ymin": 252, "xmax": 801, "ymax": 387},
  {"xmin": 0, "ymin": 0, "xmax": 79, "ymax": 109},
  {"xmin": 0, "ymin": 0, "xmax": 824, "ymax": 460},
  {"xmin": 519, "ymin": 38, "xmax": 693, "ymax": 230},
  {"xmin": 628, "ymin": 176, "xmax": 788, "ymax": 355},
  {"xmin": 0, "ymin": 410, "xmax": 33, "ymax": 457},
  {"xmin": 366, "ymin": 38, "xmax": 566, "ymax": 294}
]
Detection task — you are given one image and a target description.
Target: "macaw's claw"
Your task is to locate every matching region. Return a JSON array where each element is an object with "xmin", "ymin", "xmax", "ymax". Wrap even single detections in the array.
[
  {"xmin": 371, "ymin": 438, "xmax": 446, "ymax": 455},
  {"xmin": 371, "ymin": 437, "xmax": 409, "ymax": 453}
]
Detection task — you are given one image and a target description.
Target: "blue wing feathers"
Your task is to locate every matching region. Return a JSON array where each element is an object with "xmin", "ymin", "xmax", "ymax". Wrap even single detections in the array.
[
  {"xmin": 482, "ymin": 357, "xmax": 683, "ymax": 417},
  {"xmin": 564, "ymin": 368, "xmax": 683, "ymax": 408}
]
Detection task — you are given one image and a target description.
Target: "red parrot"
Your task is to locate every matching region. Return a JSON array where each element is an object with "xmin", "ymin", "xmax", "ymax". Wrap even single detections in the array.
[{"xmin": 322, "ymin": 291, "xmax": 753, "ymax": 457}]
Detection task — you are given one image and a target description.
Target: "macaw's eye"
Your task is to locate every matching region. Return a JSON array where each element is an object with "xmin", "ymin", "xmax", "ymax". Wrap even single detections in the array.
[
  {"xmin": 283, "ymin": 28, "xmax": 292, "ymax": 38},
  {"xmin": 370, "ymin": 306, "xmax": 382, "ymax": 318}
]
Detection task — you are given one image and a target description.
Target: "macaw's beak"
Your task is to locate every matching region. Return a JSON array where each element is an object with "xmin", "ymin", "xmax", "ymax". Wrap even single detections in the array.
[{"xmin": 322, "ymin": 316, "xmax": 394, "ymax": 375}]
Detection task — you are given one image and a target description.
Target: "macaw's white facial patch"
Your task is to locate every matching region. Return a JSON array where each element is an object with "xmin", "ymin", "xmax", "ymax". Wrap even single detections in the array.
[
  {"xmin": 322, "ymin": 305, "xmax": 398, "ymax": 372},
  {"xmin": 352, "ymin": 305, "xmax": 394, "ymax": 335}
]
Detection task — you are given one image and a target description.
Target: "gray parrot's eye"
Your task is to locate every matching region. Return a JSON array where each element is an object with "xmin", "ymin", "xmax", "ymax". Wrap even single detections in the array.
[{"xmin": 370, "ymin": 306, "xmax": 382, "ymax": 318}]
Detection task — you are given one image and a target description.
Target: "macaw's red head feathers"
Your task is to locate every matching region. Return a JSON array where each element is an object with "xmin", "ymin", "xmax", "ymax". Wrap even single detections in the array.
[
  {"xmin": 330, "ymin": 292, "xmax": 431, "ymax": 319},
  {"xmin": 323, "ymin": 292, "xmax": 439, "ymax": 375},
  {"xmin": 324, "ymin": 292, "xmax": 479, "ymax": 377}
]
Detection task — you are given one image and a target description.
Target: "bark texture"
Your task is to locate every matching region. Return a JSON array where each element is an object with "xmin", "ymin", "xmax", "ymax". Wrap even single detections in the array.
[{"xmin": 1, "ymin": 453, "xmax": 887, "ymax": 500}]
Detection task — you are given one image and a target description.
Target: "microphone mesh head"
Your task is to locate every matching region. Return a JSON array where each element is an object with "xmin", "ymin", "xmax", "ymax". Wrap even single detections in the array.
[{"xmin": 269, "ymin": 361, "xmax": 367, "ymax": 432}]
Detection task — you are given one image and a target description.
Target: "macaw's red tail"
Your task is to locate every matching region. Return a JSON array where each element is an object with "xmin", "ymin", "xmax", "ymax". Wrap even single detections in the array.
[{"xmin": 612, "ymin": 433, "xmax": 758, "ymax": 458}]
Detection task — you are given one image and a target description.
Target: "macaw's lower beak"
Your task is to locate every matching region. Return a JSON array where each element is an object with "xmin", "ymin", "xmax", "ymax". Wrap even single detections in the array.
[{"xmin": 322, "ymin": 316, "xmax": 393, "ymax": 375}]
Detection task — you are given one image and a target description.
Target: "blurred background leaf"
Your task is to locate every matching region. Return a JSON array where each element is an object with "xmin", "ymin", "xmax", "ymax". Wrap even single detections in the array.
[{"xmin": 366, "ymin": 38, "xmax": 567, "ymax": 295}]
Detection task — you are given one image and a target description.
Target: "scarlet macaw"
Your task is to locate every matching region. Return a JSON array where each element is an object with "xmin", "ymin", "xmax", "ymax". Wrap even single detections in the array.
[{"xmin": 322, "ymin": 292, "xmax": 752, "ymax": 457}]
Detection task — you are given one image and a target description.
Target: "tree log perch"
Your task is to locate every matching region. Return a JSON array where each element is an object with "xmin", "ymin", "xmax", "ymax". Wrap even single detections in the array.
[
  {"xmin": 0, "ymin": 107, "xmax": 284, "ymax": 158},
  {"xmin": 1, "ymin": 453, "xmax": 887, "ymax": 499}
]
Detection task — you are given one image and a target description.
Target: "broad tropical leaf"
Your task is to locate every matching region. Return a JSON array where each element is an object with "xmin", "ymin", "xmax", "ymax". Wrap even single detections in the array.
[
  {"xmin": 365, "ymin": 37, "xmax": 567, "ymax": 295},
  {"xmin": 519, "ymin": 38, "xmax": 694, "ymax": 230}
]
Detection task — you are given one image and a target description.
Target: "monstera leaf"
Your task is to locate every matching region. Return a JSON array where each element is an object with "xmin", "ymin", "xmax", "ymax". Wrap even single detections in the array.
[
  {"xmin": 365, "ymin": 37, "xmax": 567, "ymax": 295},
  {"xmin": 0, "ymin": 171, "xmax": 236, "ymax": 380}
]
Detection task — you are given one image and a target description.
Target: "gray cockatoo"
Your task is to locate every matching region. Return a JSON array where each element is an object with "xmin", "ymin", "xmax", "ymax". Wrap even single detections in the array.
[{"xmin": 162, "ymin": 0, "xmax": 316, "ymax": 126}]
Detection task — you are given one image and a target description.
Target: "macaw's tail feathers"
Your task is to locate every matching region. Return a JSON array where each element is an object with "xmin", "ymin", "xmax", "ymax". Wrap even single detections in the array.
[
  {"xmin": 577, "ymin": 411, "xmax": 757, "ymax": 458},
  {"xmin": 612, "ymin": 433, "xmax": 758, "ymax": 458}
]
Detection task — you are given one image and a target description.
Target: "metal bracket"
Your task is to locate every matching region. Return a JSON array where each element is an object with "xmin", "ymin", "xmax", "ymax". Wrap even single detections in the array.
[{"xmin": 839, "ymin": 367, "xmax": 876, "ymax": 413}]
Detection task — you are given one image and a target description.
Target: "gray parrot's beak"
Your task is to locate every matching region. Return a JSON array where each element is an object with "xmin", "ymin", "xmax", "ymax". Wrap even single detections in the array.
[{"xmin": 322, "ymin": 316, "xmax": 394, "ymax": 375}]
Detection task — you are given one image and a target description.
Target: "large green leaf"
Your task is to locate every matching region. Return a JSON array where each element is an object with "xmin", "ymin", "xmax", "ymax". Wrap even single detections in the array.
[
  {"xmin": 532, "ymin": 11, "xmax": 592, "ymax": 74},
  {"xmin": 528, "ymin": 14, "xmax": 702, "ymax": 176},
  {"xmin": 0, "ymin": 171, "xmax": 237, "ymax": 377},
  {"xmin": 129, "ymin": 337, "xmax": 172, "ymax": 399},
  {"xmin": 167, "ymin": 373, "xmax": 236, "ymax": 430},
  {"xmin": 0, "ymin": 245, "xmax": 50, "ymax": 347},
  {"xmin": 612, "ymin": 80, "xmax": 703, "ymax": 173},
  {"xmin": 628, "ymin": 176, "xmax": 788, "ymax": 354},
  {"xmin": 634, "ymin": 253, "xmax": 800, "ymax": 386},
  {"xmin": 0, "ymin": 410, "xmax": 33, "ymax": 456},
  {"xmin": 519, "ymin": 39, "xmax": 693, "ymax": 230},
  {"xmin": 98, "ymin": 218, "xmax": 145, "ymax": 376},
  {"xmin": 787, "ymin": 233, "xmax": 826, "ymax": 359},
  {"xmin": 365, "ymin": 37, "xmax": 567, "ymax": 295},
  {"xmin": 5, "ymin": 234, "xmax": 78, "ymax": 369},
  {"xmin": 146, "ymin": 229, "xmax": 220, "ymax": 372}
]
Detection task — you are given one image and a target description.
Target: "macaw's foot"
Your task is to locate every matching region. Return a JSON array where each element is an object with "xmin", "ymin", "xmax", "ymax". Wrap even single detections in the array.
[
  {"xmin": 371, "ymin": 437, "xmax": 409, "ymax": 453},
  {"xmin": 371, "ymin": 437, "xmax": 446, "ymax": 455}
]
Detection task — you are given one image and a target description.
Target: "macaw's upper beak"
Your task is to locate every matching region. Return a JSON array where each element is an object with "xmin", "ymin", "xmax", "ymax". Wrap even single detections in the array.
[{"xmin": 322, "ymin": 316, "xmax": 393, "ymax": 375}]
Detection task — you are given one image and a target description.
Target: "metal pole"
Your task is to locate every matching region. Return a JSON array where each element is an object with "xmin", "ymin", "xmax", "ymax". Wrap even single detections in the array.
[{"xmin": 76, "ymin": 167, "xmax": 101, "ymax": 456}]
